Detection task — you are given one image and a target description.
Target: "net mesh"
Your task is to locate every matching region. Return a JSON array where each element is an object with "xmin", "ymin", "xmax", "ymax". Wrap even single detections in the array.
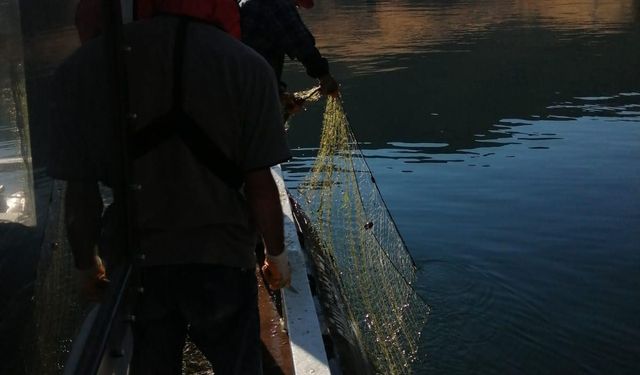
[
  {"xmin": 24, "ymin": 181, "xmax": 89, "ymax": 374},
  {"xmin": 25, "ymin": 184, "xmax": 211, "ymax": 374},
  {"xmin": 295, "ymin": 95, "xmax": 430, "ymax": 374}
]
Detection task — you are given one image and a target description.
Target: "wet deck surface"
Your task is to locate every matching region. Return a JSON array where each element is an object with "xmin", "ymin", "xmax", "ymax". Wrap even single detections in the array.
[
  {"xmin": 257, "ymin": 268, "xmax": 294, "ymax": 375},
  {"xmin": 182, "ymin": 268, "xmax": 295, "ymax": 375}
]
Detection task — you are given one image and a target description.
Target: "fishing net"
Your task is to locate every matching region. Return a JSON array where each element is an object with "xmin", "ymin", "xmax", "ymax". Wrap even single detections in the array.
[
  {"xmin": 295, "ymin": 95, "xmax": 430, "ymax": 374},
  {"xmin": 23, "ymin": 181, "xmax": 89, "ymax": 374},
  {"xmin": 2, "ymin": 5, "xmax": 86, "ymax": 368}
]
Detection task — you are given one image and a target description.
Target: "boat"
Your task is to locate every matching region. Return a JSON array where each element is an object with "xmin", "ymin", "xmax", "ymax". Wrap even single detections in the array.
[
  {"xmin": 1, "ymin": 0, "xmax": 336, "ymax": 371},
  {"xmin": 1, "ymin": 0, "xmax": 427, "ymax": 372}
]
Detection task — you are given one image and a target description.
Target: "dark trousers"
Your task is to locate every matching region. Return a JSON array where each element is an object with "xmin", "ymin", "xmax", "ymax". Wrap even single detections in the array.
[{"xmin": 130, "ymin": 264, "xmax": 261, "ymax": 375}]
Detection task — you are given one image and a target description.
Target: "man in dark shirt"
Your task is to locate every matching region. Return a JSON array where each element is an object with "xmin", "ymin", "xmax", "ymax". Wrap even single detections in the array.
[
  {"xmin": 49, "ymin": 4, "xmax": 291, "ymax": 373},
  {"xmin": 238, "ymin": 0, "xmax": 339, "ymax": 97}
]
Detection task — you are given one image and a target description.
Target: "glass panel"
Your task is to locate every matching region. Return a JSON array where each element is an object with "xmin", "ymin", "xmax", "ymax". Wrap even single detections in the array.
[
  {"xmin": 0, "ymin": 0, "xmax": 35, "ymax": 226},
  {"xmin": 0, "ymin": 0, "xmax": 128, "ymax": 374}
]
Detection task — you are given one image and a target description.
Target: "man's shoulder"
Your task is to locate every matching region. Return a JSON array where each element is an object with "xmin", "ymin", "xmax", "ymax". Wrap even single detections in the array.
[
  {"xmin": 53, "ymin": 37, "xmax": 106, "ymax": 95},
  {"xmin": 58, "ymin": 37, "xmax": 102, "ymax": 69},
  {"xmin": 118, "ymin": 16, "xmax": 273, "ymax": 79},
  {"xmin": 238, "ymin": 0, "xmax": 264, "ymax": 9},
  {"xmin": 188, "ymin": 21, "xmax": 275, "ymax": 73},
  {"xmin": 239, "ymin": 0, "xmax": 297, "ymax": 23}
]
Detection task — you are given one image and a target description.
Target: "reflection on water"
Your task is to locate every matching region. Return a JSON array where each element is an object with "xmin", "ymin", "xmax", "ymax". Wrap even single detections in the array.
[
  {"xmin": 285, "ymin": 0, "xmax": 640, "ymax": 373},
  {"xmin": 288, "ymin": 0, "xmax": 640, "ymax": 148},
  {"xmin": 303, "ymin": 0, "xmax": 637, "ymax": 67},
  {"xmin": 0, "ymin": 0, "xmax": 637, "ymax": 372}
]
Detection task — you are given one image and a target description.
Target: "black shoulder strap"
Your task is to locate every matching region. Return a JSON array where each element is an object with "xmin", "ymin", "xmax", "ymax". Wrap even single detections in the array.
[
  {"xmin": 132, "ymin": 18, "xmax": 244, "ymax": 190},
  {"xmin": 171, "ymin": 17, "xmax": 187, "ymax": 109}
]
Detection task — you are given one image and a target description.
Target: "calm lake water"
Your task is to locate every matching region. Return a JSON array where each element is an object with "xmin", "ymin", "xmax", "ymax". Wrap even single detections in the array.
[
  {"xmin": 0, "ymin": 0, "xmax": 638, "ymax": 373},
  {"xmin": 283, "ymin": 0, "xmax": 640, "ymax": 374}
]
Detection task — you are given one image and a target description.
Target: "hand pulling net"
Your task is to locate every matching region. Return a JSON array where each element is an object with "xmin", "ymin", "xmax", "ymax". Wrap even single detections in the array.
[{"xmin": 295, "ymin": 95, "xmax": 430, "ymax": 374}]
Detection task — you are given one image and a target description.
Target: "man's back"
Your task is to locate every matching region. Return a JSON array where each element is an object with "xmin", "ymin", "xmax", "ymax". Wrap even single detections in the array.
[
  {"xmin": 49, "ymin": 14, "xmax": 291, "ymax": 374},
  {"xmin": 50, "ymin": 16, "xmax": 289, "ymax": 268},
  {"xmin": 238, "ymin": 0, "xmax": 328, "ymax": 80}
]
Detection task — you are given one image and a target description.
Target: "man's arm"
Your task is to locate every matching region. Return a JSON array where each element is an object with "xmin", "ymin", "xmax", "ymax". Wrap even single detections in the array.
[
  {"xmin": 244, "ymin": 168, "xmax": 290, "ymax": 289},
  {"xmin": 65, "ymin": 181, "xmax": 103, "ymax": 268},
  {"xmin": 273, "ymin": 2, "xmax": 339, "ymax": 95},
  {"xmin": 65, "ymin": 181, "xmax": 109, "ymax": 299},
  {"xmin": 244, "ymin": 168, "xmax": 284, "ymax": 256},
  {"xmin": 272, "ymin": 1, "xmax": 328, "ymax": 74}
]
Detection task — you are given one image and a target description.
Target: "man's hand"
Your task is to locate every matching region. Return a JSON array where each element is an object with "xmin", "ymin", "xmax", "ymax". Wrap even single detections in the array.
[
  {"xmin": 262, "ymin": 251, "xmax": 291, "ymax": 290},
  {"xmin": 281, "ymin": 91, "xmax": 304, "ymax": 116},
  {"xmin": 78, "ymin": 254, "xmax": 110, "ymax": 301},
  {"xmin": 319, "ymin": 74, "xmax": 339, "ymax": 97}
]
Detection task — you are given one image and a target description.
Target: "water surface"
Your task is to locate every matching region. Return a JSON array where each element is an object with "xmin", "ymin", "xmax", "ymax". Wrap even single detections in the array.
[
  {"xmin": 0, "ymin": 0, "xmax": 638, "ymax": 373},
  {"xmin": 283, "ymin": 1, "xmax": 640, "ymax": 373}
]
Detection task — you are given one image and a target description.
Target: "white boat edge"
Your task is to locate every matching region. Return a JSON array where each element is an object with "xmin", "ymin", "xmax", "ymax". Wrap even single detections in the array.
[{"xmin": 272, "ymin": 165, "xmax": 332, "ymax": 375}]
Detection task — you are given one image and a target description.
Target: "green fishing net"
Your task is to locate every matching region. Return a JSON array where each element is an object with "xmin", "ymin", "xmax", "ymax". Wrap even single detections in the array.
[
  {"xmin": 24, "ymin": 182, "xmax": 88, "ymax": 374},
  {"xmin": 295, "ymin": 95, "xmax": 430, "ymax": 374}
]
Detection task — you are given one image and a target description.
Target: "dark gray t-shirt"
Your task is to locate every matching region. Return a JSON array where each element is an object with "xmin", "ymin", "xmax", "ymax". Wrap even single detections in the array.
[{"xmin": 49, "ymin": 17, "xmax": 291, "ymax": 268}]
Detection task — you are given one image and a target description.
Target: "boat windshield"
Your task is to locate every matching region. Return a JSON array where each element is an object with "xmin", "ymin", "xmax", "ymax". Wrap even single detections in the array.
[{"xmin": 0, "ymin": 0, "xmax": 133, "ymax": 373}]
